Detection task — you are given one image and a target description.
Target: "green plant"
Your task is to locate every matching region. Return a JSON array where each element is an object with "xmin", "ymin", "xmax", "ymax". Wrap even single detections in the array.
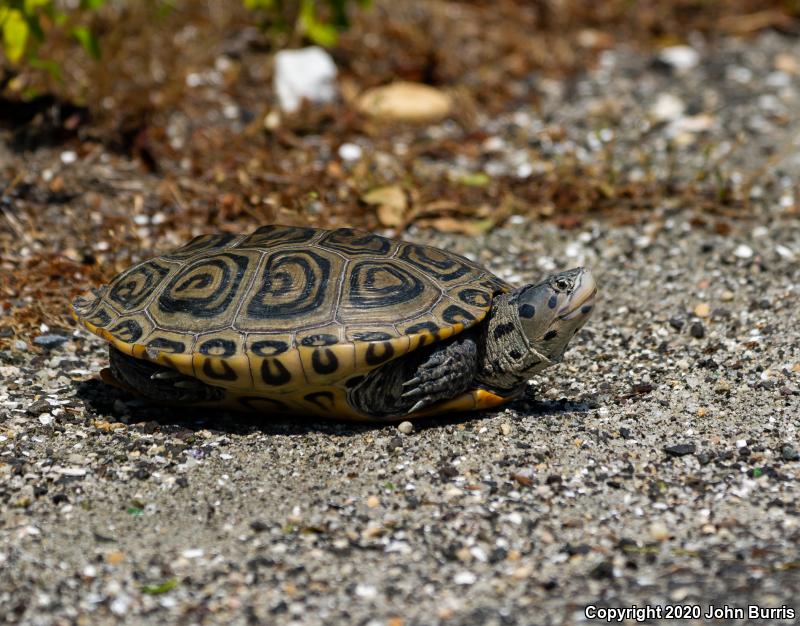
[
  {"xmin": 1, "ymin": 0, "xmax": 103, "ymax": 74},
  {"xmin": 244, "ymin": 0, "xmax": 371, "ymax": 46}
]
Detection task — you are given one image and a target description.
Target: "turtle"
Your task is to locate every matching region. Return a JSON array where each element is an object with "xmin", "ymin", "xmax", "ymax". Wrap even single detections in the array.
[{"xmin": 72, "ymin": 225, "xmax": 596, "ymax": 421}]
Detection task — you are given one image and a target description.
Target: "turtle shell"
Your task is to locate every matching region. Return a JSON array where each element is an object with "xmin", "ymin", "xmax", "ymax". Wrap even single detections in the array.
[{"xmin": 73, "ymin": 225, "xmax": 510, "ymax": 417}]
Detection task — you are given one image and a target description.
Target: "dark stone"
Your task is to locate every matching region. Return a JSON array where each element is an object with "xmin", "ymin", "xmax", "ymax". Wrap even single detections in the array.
[
  {"xmin": 564, "ymin": 543, "xmax": 591, "ymax": 556},
  {"xmin": 250, "ymin": 520, "xmax": 269, "ymax": 533},
  {"xmin": 668, "ymin": 317, "xmax": 684, "ymax": 331},
  {"xmin": 590, "ymin": 560, "xmax": 614, "ymax": 580},
  {"xmin": 689, "ymin": 322, "xmax": 705, "ymax": 339},
  {"xmin": 387, "ymin": 436, "xmax": 403, "ymax": 451},
  {"xmin": 781, "ymin": 444, "xmax": 799, "ymax": 461},
  {"xmin": 696, "ymin": 451, "xmax": 713, "ymax": 465},
  {"xmin": 619, "ymin": 427, "xmax": 632, "ymax": 439},
  {"xmin": 26, "ymin": 400, "xmax": 51, "ymax": 416},
  {"xmin": 438, "ymin": 464, "xmax": 459, "ymax": 480},
  {"xmin": 33, "ymin": 334, "xmax": 68, "ymax": 349},
  {"xmin": 665, "ymin": 442, "xmax": 696, "ymax": 457}
]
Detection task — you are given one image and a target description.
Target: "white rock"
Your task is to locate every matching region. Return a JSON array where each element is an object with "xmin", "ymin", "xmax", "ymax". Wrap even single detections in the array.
[
  {"xmin": 273, "ymin": 46, "xmax": 337, "ymax": 113},
  {"xmin": 658, "ymin": 46, "xmax": 699, "ymax": 71},
  {"xmin": 60, "ymin": 151, "xmax": 77, "ymax": 164},
  {"xmin": 355, "ymin": 583, "xmax": 377, "ymax": 598},
  {"xmin": 181, "ymin": 548, "xmax": 204, "ymax": 559},
  {"xmin": 338, "ymin": 143, "xmax": 363, "ymax": 161},
  {"xmin": 651, "ymin": 93, "xmax": 685, "ymax": 122},
  {"xmin": 397, "ymin": 421, "xmax": 414, "ymax": 435},
  {"xmin": 454, "ymin": 571, "xmax": 477, "ymax": 585},
  {"xmin": 734, "ymin": 244, "xmax": 753, "ymax": 259}
]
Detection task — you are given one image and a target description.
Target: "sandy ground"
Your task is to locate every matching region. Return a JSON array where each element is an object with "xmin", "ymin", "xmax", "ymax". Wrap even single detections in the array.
[{"xmin": 2, "ymin": 32, "xmax": 800, "ymax": 626}]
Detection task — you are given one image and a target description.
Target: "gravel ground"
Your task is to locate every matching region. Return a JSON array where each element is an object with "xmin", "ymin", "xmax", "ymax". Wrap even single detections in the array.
[{"xmin": 3, "ymin": 33, "xmax": 800, "ymax": 626}]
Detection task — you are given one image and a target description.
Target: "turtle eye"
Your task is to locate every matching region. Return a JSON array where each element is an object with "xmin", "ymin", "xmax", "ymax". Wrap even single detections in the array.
[{"xmin": 554, "ymin": 278, "xmax": 570, "ymax": 291}]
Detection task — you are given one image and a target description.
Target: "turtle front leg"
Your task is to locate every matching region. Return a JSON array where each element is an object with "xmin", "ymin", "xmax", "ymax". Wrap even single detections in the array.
[
  {"xmin": 400, "ymin": 339, "xmax": 478, "ymax": 413},
  {"xmin": 348, "ymin": 333, "xmax": 479, "ymax": 418}
]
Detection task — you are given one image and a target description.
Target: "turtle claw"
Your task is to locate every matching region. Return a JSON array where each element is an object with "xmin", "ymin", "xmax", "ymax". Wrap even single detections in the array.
[
  {"xmin": 151, "ymin": 370, "xmax": 183, "ymax": 381},
  {"xmin": 409, "ymin": 399, "xmax": 427, "ymax": 414},
  {"xmin": 403, "ymin": 376, "xmax": 421, "ymax": 388},
  {"xmin": 173, "ymin": 380, "xmax": 200, "ymax": 390}
]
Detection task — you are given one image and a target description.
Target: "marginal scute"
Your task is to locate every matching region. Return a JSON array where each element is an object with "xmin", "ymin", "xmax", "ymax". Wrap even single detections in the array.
[
  {"xmin": 193, "ymin": 331, "xmax": 252, "ymax": 389},
  {"xmin": 246, "ymin": 333, "xmax": 300, "ymax": 390},
  {"xmin": 108, "ymin": 318, "xmax": 147, "ymax": 343}
]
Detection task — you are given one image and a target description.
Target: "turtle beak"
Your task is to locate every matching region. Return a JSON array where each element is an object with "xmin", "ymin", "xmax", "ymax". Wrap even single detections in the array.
[{"xmin": 558, "ymin": 268, "xmax": 597, "ymax": 321}]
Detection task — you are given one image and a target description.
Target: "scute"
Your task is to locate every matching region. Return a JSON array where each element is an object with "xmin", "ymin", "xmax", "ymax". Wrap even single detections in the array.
[{"xmin": 72, "ymin": 225, "xmax": 511, "ymax": 416}]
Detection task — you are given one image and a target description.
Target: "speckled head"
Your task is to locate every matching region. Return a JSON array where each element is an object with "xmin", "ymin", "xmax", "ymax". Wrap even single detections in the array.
[{"xmin": 515, "ymin": 267, "xmax": 596, "ymax": 363}]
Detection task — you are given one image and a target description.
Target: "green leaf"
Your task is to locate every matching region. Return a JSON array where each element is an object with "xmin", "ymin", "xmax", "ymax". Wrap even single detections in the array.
[
  {"xmin": 126, "ymin": 506, "xmax": 144, "ymax": 516},
  {"xmin": 80, "ymin": 0, "xmax": 106, "ymax": 9},
  {"xmin": 23, "ymin": 11, "xmax": 43, "ymax": 41},
  {"xmin": 458, "ymin": 172, "xmax": 491, "ymax": 187},
  {"xmin": 243, "ymin": 0, "xmax": 274, "ymax": 9},
  {"xmin": 71, "ymin": 25, "xmax": 100, "ymax": 59},
  {"xmin": 2, "ymin": 9, "xmax": 29, "ymax": 62},
  {"xmin": 24, "ymin": 0, "xmax": 51, "ymax": 12},
  {"xmin": 300, "ymin": 0, "xmax": 339, "ymax": 46},
  {"xmin": 29, "ymin": 56, "xmax": 62, "ymax": 81},
  {"xmin": 142, "ymin": 579, "xmax": 178, "ymax": 595}
]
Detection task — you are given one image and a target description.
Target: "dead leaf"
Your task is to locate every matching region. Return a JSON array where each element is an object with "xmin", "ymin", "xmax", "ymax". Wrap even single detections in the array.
[
  {"xmin": 357, "ymin": 81, "xmax": 452, "ymax": 123},
  {"xmin": 425, "ymin": 217, "xmax": 494, "ymax": 236},
  {"xmin": 775, "ymin": 53, "xmax": 800, "ymax": 75},
  {"xmin": 361, "ymin": 185, "xmax": 407, "ymax": 227},
  {"xmin": 719, "ymin": 10, "xmax": 796, "ymax": 35}
]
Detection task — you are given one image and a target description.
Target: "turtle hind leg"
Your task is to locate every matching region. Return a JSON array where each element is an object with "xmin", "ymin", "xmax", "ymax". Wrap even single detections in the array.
[
  {"xmin": 108, "ymin": 346, "xmax": 225, "ymax": 404},
  {"xmin": 349, "ymin": 333, "xmax": 479, "ymax": 418}
]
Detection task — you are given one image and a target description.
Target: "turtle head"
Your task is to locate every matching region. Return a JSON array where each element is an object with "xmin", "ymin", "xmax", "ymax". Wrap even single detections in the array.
[{"xmin": 514, "ymin": 267, "xmax": 596, "ymax": 363}]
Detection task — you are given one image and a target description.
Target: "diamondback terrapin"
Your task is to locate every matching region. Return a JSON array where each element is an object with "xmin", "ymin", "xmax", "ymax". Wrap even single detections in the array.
[{"xmin": 72, "ymin": 225, "xmax": 596, "ymax": 420}]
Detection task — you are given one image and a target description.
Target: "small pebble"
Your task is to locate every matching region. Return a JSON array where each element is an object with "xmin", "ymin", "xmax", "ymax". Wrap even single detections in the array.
[
  {"xmin": 780, "ymin": 444, "xmax": 799, "ymax": 461},
  {"xmin": 649, "ymin": 521, "xmax": 670, "ymax": 541},
  {"xmin": 696, "ymin": 451, "xmax": 713, "ymax": 465},
  {"xmin": 397, "ymin": 421, "xmax": 414, "ymax": 435},
  {"xmin": 454, "ymin": 571, "xmax": 477, "ymax": 585},
  {"xmin": 689, "ymin": 322, "xmax": 705, "ymax": 339},
  {"xmin": 694, "ymin": 303, "xmax": 710, "ymax": 318},
  {"xmin": 664, "ymin": 442, "xmax": 695, "ymax": 457},
  {"xmin": 338, "ymin": 143, "xmax": 363, "ymax": 161},
  {"xmin": 33, "ymin": 334, "xmax": 68, "ymax": 349},
  {"xmin": 658, "ymin": 45, "xmax": 699, "ymax": 70},
  {"xmin": 734, "ymin": 244, "xmax": 754, "ymax": 259}
]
